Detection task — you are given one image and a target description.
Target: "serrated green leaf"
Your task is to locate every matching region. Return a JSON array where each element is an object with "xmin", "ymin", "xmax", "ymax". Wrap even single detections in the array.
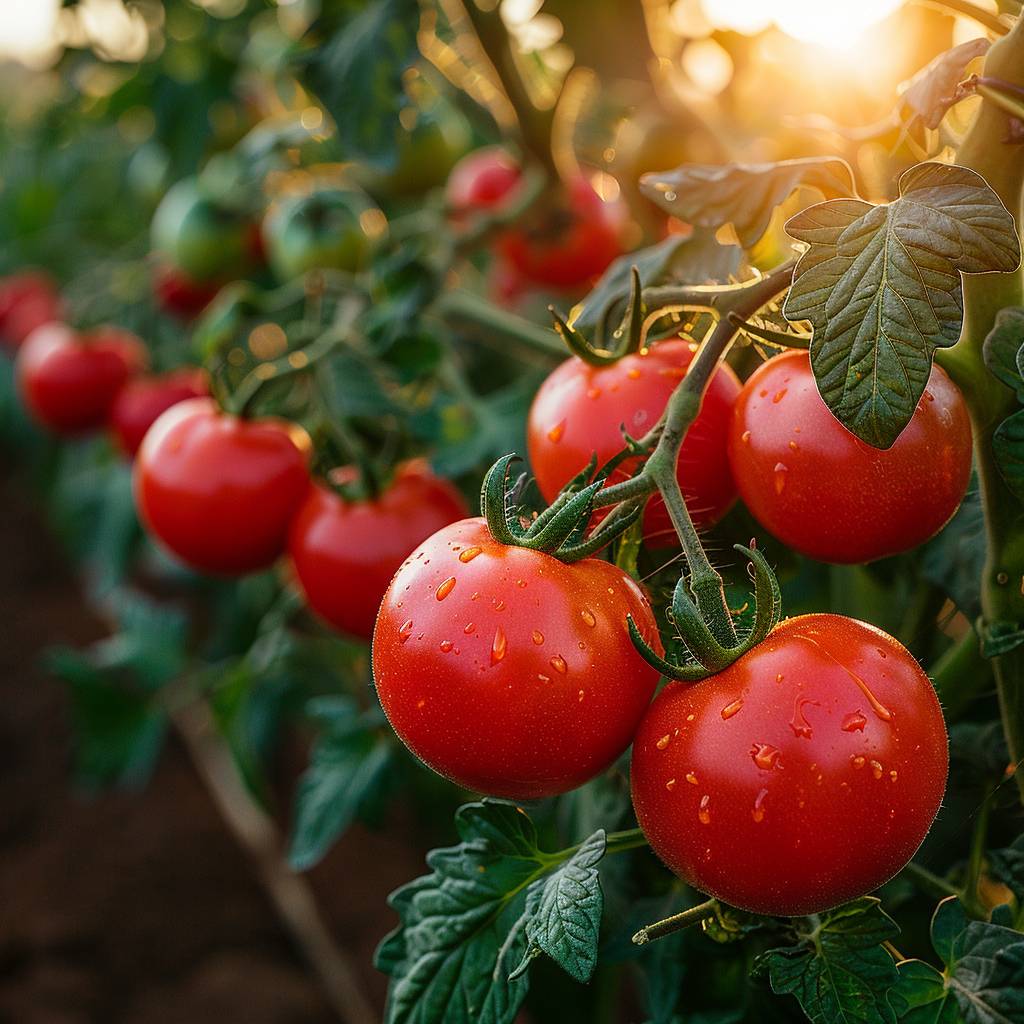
[
  {"xmin": 640, "ymin": 158, "xmax": 855, "ymax": 249},
  {"xmin": 298, "ymin": 0, "xmax": 419, "ymax": 170},
  {"xmin": 988, "ymin": 834, "xmax": 1024, "ymax": 905},
  {"xmin": 992, "ymin": 410, "xmax": 1024, "ymax": 501},
  {"xmin": 889, "ymin": 958, "xmax": 959, "ymax": 1023},
  {"xmin": 288, "ymin": 698, "xmax": 392, "ymax": 870},
  {"xmin": 516, "ymin": 830, "xmax": 606, "ymax": 983},
  {"xmin": 785, "ymin": 162, "xmax": 1021, "ymax": 448},
  {"xmin": 757, "ymin": 897, "xmax": 900, "ymax": 1024},
  {"xmin": 900, "ymin": 38, "xmax": 991, "ymax": 130},
  {"xmin": 982, "ymin": 307, "xmax": 1024, "ymax": 401}
]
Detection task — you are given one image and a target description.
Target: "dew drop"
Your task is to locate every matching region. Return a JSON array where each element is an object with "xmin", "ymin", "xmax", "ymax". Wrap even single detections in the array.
[
  {"xmin": 577, "ymin": 689, "xmax": 585, "ymax": 702},
  {"xmin": 538, "ymin": 673, "xmax": 551, "ymax": 683},
  {"xmin": 493, "ymin": 598, "xmax": 505, "ymax": 611},
  {"xmin": 516, "ymin": 579, "xmax": 526, "ymax": 588},
  {"xmin": 923, "ymin": 389, "xmax": 935, "ymax": 402},
  {"xmin": 790, "ymin": 697, "xmax": 818, "ymax": 739},
  {"xmin": 721, "ymin": 698, "xmax": 744, "ymax": 720},
  {"xmin": 871, "ymin": 759, "xmax": 884, "ymax": 780},
  {"xmin": 416, "ymin": 699, "xmax": 426, "ymax": 709},
  {"xmin": 587, "ymin": 387, "xmax": 602, "ymax": 400},
  {"xmin": 788, "ymin": 440, "xmax": 799, "ymax": 451},
  {"xmin": 685, "ymin": 772, "xmax": 699, "ymax": 785},
  {"xmin": 491, "ymin": 626, "xmax": 507, "ymax": 665},
  {"xmin": 532, "ymin": 630, "xmax": 544, "ymax": 645},
  {"xmin": 772, "ymin": 388, "xmax": 788, "ymax": 404},
  {"xmin": 759, "ymin": 389, "xmax": 768, "ymax": 398},
  {"xmin": 741, "ymin": 430, "xmax": 751, "ymax": 444},
  {"xmin": 686, "ymin": 713, "xmax": 695, "ymax": 722},
  {"xmin": 656, "ymin": 734, "xmax": 671, "ymax": 750},
  {"xmin": 439, "ymin": 640, "xmax": 453, "ymax": 653},
  {"xmin": 851, "ymin": 755, "xmax": 866, "ymax": 769},
  {"xmin": 773, "ymin": 462, "xmax": 789, "ymax": 495},
  {"xmin": 751, "ymin": 743, "xmax": 782, "ymax": 770},
  {"xmin": 889, "ymin": 770, "xmax": 898, "ymax": 782},
  {"xmin": 775, "ymin": 673, "xmax": 784, "ymax": 683},
  {"xmin": 547, "ymin": 420, "xmax": 566, "ymax": 443},
  {"xmin": 842, "ymin": 710, "xmax": 868, "ymax": 732},
  {"xmin": 471, "ymin": 592, "xmax": 480, "ymax": 601},
  {"xmin": 436, "ymin": 577, "xmax": 456, "ymax": 601},
  {"xmin": 752, "ymin": 788, "xmax": 768, "ymax": 823},
  {"xmin": 665, "ymin": 778, "xmax": 677, "ymax": 791},
  {"xmin": 626, "ymin": 368, "xmax": 641, "ymax": 380},
  {"xmin": 459, "ymin": 546, "xmax": 482, "ymax": 563},
  {"xmin": 399, "ymin": 619, "xmax": 414, "ymax": 643},
  {"xmin": 550, "ymin": 654, "xmax": 568, "ymax": 674},
  {"xmin": 464, "ymin": 622, "xmax": 476, "ymax": 635},
  {"xmin": 581, "ymin": 609, "xmax": 596, "ymax": 627},
  {"xmin": 698, "ymin": 795, "xmax": 711, "ymax": 825}
]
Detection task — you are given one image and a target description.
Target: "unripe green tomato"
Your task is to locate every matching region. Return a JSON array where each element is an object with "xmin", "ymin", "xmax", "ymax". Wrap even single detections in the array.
[
  {"xmin": 261, "ymin": 187, "xmax": 385, "ymax": 281},
  {"xmin": 151, "ymin": 177, "xmax": 253, "ymax": 282}
]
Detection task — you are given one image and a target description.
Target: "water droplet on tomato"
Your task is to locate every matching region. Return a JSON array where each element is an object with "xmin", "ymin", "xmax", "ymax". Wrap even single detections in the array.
[
  {"xmin": 436, "ymin": 577, "xmax": 456, "ymax": 601},
  {"xmin": 440, "ymin": 640, "xmax": 453, "ymax": 653},
  {"xmin": 752, "ymin": 788, "xmax": 768, "ymax": 823},
  {"xmin": 656, "ymin": 734, "xmax": 671, "ymax": 750},
  {"xmin": 789, "ymin": 440, "xmax": 799, "ymax": 451},
  {"xmin": 889, "ymin": 770, "xmax": 898, "ymax": 782},
  {"xmin": 775, "ymin": 673, "xmax": 784, "ymax": 683},
  {"xmin": 789, "ymin": 697, "xmax": 817, "ymax": 738},
  {"xmin": 851, "ymin": 755, "xmax": 866, "ymax": 769},
  {"xmin": 773, "ymin": 462, "xmax": 788, "ymax": 494},
  {"xmin": 581, "ymin": 609, "xmax": 596, "ymax": 627},
  {"xmin": 491, "ymin": 627, "xmax": 507, "ymax": 665},
  {"xmin": 587, "ymin": 387, "xmax": 601, "ymax": 400},
  {"xmin": 686, "ymin": 772, "xmax": 699, "ymax": 785},
  {"xmin": 459, "ymin": 547, "xmax": 482, "ymax": 563},
  {"xmin": 531, "ymin": 630, "xmax": 544, "ymax": 645},
  {"xmin": 547, "ymin": 420, "xmax": 566, "ymax": 443},
  {"xmin": 578, "ymin": 690, "xmax": 585, "ymax": 702},
  {"xmin": 842, "ymin": 711, "xmax": 868, "ymax": 732},
  {"xmin": 550, "ymin": 654, "xmax": 568, "ymax": 674},
  {"xmin": 516, "ymin": 579, "xmax": 526, "ymax": 588},
  {"xmin": 759, "ymin": 389, "xmax": 768, "ymax": 398},
  {"xmin": 626, "ymin": 368, "xmax": 641, "ymax": 380},
  {"xmin": 464, "ymin": 622, "xmax": 476, "ymax": 635},
  {"xmin": 871, "ymin": 760, "xmax": 884, "ymax": 780},
  {"xmin": 924, "ymin": 389, "xmax": 934, "ymax": 402},
  {"xmin": 399, "ymin": 619, "xmax": 413, "ymax": 642},
  {"xmin": 721, "ymin": 698, "xmax": 743, "ymax": 720},
  {"xmin": 773, "ymin": 388, "xmax": 787, "ymax": 404},
  {"xmin": 665, "ymin": 778, "xmax": 677, "ymax": 791},
  {"xmin": 698, "ymin": 795, "xmax": 711, "ymax": 825},
  {"xmin": 741, "ymin": 430, "xmax": 751, "ymax": 444},
  {"xmin": 493, "ymin": 598, "xmax": 505, "ymax": 611},
  {"xmin": 538, "ymin": 673, "xmax": 551, "ymax": 683},
  {"xmin": 751, "ymin": 743, "xmax": 782, "ymax": 770}
]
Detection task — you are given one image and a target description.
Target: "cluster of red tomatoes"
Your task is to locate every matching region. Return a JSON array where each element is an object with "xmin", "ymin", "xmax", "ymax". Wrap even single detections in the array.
[{"xmin": 3, "ymin": 149, "xmax": 966, "ymax": 918}]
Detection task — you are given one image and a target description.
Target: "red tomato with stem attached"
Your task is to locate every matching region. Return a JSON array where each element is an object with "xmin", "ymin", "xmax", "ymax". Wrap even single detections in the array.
[
  {"xmin": 726, "ymin": 350, "xmax": 973, "ymax": 564},
  {"xmin": 527, "ymin": 339, "xmax": 741, "ymax": 545},
  {"xmin": 0, "ymin": 272, "xmax": 63, "ymax": 350},
  {"xmin": 373, "ymin": 517, "xmax": 662, "ymax": 798},
  {"xmin": 17, "ymin": 323, "xmax": 147, "ymax": 435},
  {"xmin": 288, "ymin": 461, "xmax": 469, "ymax": 640},
  {"xmin": 134, "ymin": 397, "xmax": 310, "ymax": 575},
  {"xmin": 109, "ymin": 367, "xmax": 209, "ymax": 457},
  {"xmin": 630, "ymin": 613, "xmax": 949, "ymax": 917},
  {"xmin": 445, "ymin": 147, "xmax": 522, "ymax": 217},
  {"xmin": 498, "ymin": 176, "xmax": 624, "ymax": 291}
]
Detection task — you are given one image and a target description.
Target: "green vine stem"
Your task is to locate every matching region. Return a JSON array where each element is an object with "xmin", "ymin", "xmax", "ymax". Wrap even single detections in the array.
[
  {"xmin": 920, "ymin": 0, "xmax": 1012, "ymax": 36},
  {"xmin": 435, "ymin": 287, "xmax": 568, "ymax": 358},
  {"xmin": 631, "ymin": 898, "xmax": 718, "ymax": 946},
  {"xmin": 940, "ymin": 15, "xmax": 1024, "ymax": 803}
]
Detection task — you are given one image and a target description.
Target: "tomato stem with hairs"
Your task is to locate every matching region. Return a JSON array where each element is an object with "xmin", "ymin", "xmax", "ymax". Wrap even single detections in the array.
[
  {"xmin": 631, "ymin": 898, "xmax": 718, "ymax": 946},
  {"xmin": 941, "ymin": 15, "xmax": 1024, "ymax": 803}
]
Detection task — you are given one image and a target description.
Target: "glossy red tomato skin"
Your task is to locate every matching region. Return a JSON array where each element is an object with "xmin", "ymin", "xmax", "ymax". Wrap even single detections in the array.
[
  {"xmin": 152, "ymin": 261, "xmax": 222, "ymax": 320},
  {"xmin": 498, "ymin": 177, "xmax": 624, "ymax": 291},
  {"xmin": 727, "ymin": 351, "xmax": 973, "ymax": 564},
  {"xmin": 527, "ymin": 339, "xmax": 741, "ymax": 545},
  {"xmin": 373, "ymin": 517, "xmax": 662, "ymax": 798},
  {"xmin": 0, "ymin": 272, "xmax": 63, "ymax": 350},
  {"xmin": 109, "ymin": 368, "xmax": 209, "ymax": 457},
  {"xmin": 134, "ymin": 397, "xmax": 311, "ymax": 575},
  {"xmin": 16, "ymin": 323, "xmax": 148, "ymax": 435},
  {"xmin": 288, "ymin": 462, "xmax": 469, "ymax": 640},
  {"xmin": 631, "ymin": 613, "xmax": 948, "ymax": 917},
  {"xmin": 446, "ymin": 147, "xmax": 522, "ymax": 215}
]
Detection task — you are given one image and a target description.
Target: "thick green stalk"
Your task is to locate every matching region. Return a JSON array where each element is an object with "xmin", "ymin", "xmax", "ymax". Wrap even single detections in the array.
[{"xmin": 943, "ymin": 17, "xmax": 1024, "ymax": 801}]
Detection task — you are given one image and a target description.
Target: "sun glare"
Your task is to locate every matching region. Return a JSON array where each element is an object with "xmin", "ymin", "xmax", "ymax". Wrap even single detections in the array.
[
  {"xmin": 702, "ymin": 0, "xmax": 904, "ymax": 51},
  {"xmin": 0, "ymin": 0, "xmax": 61, "ymax": 67}
]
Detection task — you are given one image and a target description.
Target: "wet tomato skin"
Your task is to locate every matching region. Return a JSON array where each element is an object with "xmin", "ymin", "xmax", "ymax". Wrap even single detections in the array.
[
  {"xmin": 109, "ymin": 367, "xmax": 208, "ymax": 457},
  {"xmin": 373, "ymin": 517, "xmax": 662, "ymax": 799},
  {"xmin": 134, "ymin": 397, "xmax": 310, "ymax": 575},
  {"xmin": 288, "ymin": 461, "xmax": 469, "ymax": 640},
  {"xmin": 527, "ymin": 339, "xmax": 741, "ymax": 545},
  {"xmin": 727, "ymin": 350, "xmax": 972, "ymax": 563},
  {"xmin": 17, "ymin": 323, "xmax": 147, "ymax": 435},
  {"xmin": 630, "ymin": 613, "xmax": 948, "ymax": 917}
]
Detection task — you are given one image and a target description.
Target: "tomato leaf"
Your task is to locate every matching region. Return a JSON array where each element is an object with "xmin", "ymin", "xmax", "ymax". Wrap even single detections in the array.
[
  {"xmin": 982, "ymin": 307, "xmax": 1024, "ymax": 402},
  {"xmin": 297, "ymin": 0, "xmax": 419, "ymax": 170},
  {"xmin": 891, "ymin": 897, "xmax": 1024, "ymax": 1024},
  {"xmin": 784, "ymin": 162, "xmax": 1022, "ymax": 449},
  {"xmin": 992, "ymin": 409, "xmax": 1024, "ymax": 502},
  {"xmin": 988, "ymin": 834, "xmax": 1024, "ymax": 906},
  {"xmin": 640, "ymin": 158, "xmax": 856, "ymax": 249},
  {"xmin": 513, "ymin": 829, "xmax": 606, "ymax": 983},
  {"xmin": 899, "ymin": 38, "xmax": 991, "ymax": 130},
  {"xmin": 921, "ymin": 483, "xmax": 985, "ymax": 619},
  {"xmin": 377, "ymin": 801, "xmax": 610, "ymax": 1023},
  {"xmin": 755, "ymin": 897, "xmax": 900, "ymax": 1024},
  {"xmin": 288, "ymin": 697, "xmax": 393, "ymax": 871}
]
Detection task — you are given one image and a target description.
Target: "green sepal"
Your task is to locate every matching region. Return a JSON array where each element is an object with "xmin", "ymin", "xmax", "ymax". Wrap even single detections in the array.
[{"xmin": 627, "ymin": 615, "xmax": 710, "ymax": 682}]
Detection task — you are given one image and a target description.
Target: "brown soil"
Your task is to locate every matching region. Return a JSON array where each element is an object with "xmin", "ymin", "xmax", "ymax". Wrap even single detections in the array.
[{"xmin": 0, "ymin": 463, "xmax": 426, "ymax": 1024}]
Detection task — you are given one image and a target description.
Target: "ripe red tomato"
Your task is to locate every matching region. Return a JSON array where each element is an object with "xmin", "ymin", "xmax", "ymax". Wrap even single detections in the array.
[
  {"xmin": 109, "ymin": 367, "xmax": 208, "ymax": 457},
  {"xmin": 134, "ymin": 397, "xmax": 311, "ymax": 575},
  {"xmin": 727, "ymin": 351, "xmax": 972, "ymax": 564},
  {"xmin": 0, "ymin": 272, "xmax": 63, "ymax": 350},
  {"xmin": 445, "ymin": 147, "xmax": 522, "ymax": 216},
  {"xmin": 152, "ymin": 261, "xmax": 223, "ymax": 320},
  {"xmin": 17, "ymin": 323, "xmax": 147, "ymax": 435},
  {"xmin": 288, "ymin": 461, "xmax": 469, "ymax": 640},
  {"xmin": 631, "ymin": 613, "xmax": 948, "ymax": 917},
  {"xmin": 498, "ymin": 176, "xmax": 624, "ymax": 291},
  {"xmin": 373, "ymin": 517, "xmax": 662, "ymax": 798},
  {"xmin": 527, "ymin": 339, "xmax": 741, "ymax": 545}
]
